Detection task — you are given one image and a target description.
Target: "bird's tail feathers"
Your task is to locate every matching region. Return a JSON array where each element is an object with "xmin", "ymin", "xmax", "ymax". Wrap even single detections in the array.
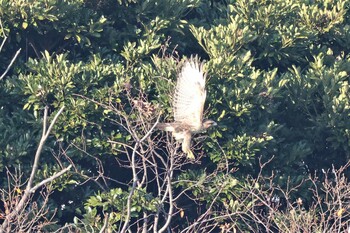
[{"xmin": 156, "ymin": 123, "xmax": 175, "ymax": 132}]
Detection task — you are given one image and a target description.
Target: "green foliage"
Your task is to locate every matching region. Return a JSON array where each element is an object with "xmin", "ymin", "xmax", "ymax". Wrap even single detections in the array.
[
  {"xmin": 76, "ymin": 188, "xmax": 158, "ymax": 231},
  {"xmin": 0, "ymin": 0, "xmax": 107, "ymax": 52},
  {"xmin": 280, "ymin": 52, "xmax": 350, "ymax": 166},
  {"xmin": 0, "ymin": 106, "xmax": 39, "ymax": 172},
  {"xmin": 1, "ymin": 0, "xmax": 350, "ymax": 231},
  {"xmin": 176, "ymin": 169, "xmax": 239, "ymax": 203}
]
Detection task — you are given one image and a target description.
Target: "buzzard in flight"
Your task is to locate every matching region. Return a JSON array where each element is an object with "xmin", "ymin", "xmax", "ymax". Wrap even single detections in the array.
[{"xmin": 157, "ymin": 56, "xmax": 217, "ymax": 159}]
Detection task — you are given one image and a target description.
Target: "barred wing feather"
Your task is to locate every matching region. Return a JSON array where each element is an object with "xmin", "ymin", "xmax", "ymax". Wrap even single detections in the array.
[{"xmin": 173, "ymin": 56, "xmax": 206, "ymax": 131}]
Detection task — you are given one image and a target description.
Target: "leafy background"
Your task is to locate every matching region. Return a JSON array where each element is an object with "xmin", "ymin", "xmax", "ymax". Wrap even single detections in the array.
[{"xmin": 0, "ymin": 0, "xmax": 350, "ymax": 231}]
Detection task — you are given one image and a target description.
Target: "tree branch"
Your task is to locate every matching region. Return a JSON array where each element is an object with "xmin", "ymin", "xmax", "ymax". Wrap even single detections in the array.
[
  {"xmin": 0, "ymin": 19, "xmax": 21, "ymax": 81},
  {"xmin": 158, "ymin": 151, "xmax": 174, "ymax": 233},
  {"xmin": 120, "ymin": 114, "xmax": 161, "ymax": 233},
  {"xmin": 0, "ymin": 49, "xmax": 21, "ymax": 81},
  {"xmin": 30, "ymin": 165, "xmax": 72, "ymax": 193},
  {"xmin": 0, "ymin": 106, "xmax": 69, "ymax": 233},
  {"xmin": 27, "ymin": 106, "xmax": 65, "ymax": 190}
]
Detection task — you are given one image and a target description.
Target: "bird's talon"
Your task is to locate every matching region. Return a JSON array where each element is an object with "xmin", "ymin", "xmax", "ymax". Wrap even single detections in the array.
[{"xmin": 187, "ymin": 150, "xmax": 195, "ymax": 160}]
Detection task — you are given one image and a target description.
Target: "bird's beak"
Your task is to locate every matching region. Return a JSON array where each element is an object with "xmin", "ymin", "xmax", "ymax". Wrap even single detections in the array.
[{"xmin": 212, "ymin": 121, "xmax": 218, "ymax": 127}]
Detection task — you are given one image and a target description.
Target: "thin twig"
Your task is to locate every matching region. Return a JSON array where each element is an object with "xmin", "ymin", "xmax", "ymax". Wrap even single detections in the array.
[
  {"xmin": 30, "ymin": 165, "xmax": 72, "ymax": 193},
  {"xmin": 99, "ymin": 213, "xmax": 109, "ymax": 233},
  {"xmin": 0, "ymin": 19, "xmax": 7, "ymax": 52},
  {"xmin": 0, "ymin": 49, "xmax": 21, "ymax": 81},
  {"xmin": 27, "ymin": 106, "xmax": 65, "ymax": 190},
  {"xmin": 158, "ymin": 149, "xmax": 174, "ymax": 233},
  {"xmin": 120, "ymin": 114, "xmax": 161, "ymax": 233},
  {"xmin": 0, "ymin": 106, "xmax": 69, "ymax": 233},
  {"xmin": 0, "ymin": 18, "xmax": 21, "ymax": 80}
]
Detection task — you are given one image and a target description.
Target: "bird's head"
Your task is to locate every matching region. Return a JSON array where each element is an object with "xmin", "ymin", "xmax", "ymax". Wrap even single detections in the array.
[{"xmin": 202, "ymin": 119, "xmax": 217, "ymax": 129}]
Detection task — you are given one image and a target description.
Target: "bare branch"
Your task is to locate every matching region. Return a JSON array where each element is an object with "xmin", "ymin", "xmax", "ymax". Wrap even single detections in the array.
[
  {"xmin": 27, "ymin": 106, "xmax": 65, "ymax": 190},
  {"xmin": 158, "ymin": 150, "xmax": 174, "ymax": 233},
  {"xmin": 99, "ymin": 213, "xmax": 109, "ymax": 233},
  {"xmin": 0, "ymin": 48, "xmax": 21, "ymax": 81},
  {"xmin": 29, "ymin": 165, "xmax": 72, "ymax": 193},
  {"xmin": 120, "ymin": 114, "xmax": 161, "ymax": 233},
  {"xmin": 0, "ymin": 19, "xmax": 21, "ymax": 81},
  {"xmin": 0, "ymin": 19, "xmax": 7, "ymax": 52},
  {"xmin": 0, "ymin": 106, "xmax": 69, "ymax": 233}
]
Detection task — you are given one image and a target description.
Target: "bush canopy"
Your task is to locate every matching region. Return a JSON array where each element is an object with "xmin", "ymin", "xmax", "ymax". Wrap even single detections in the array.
[{"xmin": 0, "ymin": 0, "xmax": 349, "ymax": 232}]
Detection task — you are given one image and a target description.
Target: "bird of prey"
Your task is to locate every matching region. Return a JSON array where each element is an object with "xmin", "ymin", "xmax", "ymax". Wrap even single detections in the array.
[{"xmin": 157, "ymin": 56, "xmax": 217, "ymax": 159}]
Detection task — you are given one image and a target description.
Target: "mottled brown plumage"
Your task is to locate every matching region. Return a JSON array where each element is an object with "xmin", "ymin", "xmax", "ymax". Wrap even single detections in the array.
[{"xmin": 157, "ymin": 56, "xmax": 217, "ymax": 159}]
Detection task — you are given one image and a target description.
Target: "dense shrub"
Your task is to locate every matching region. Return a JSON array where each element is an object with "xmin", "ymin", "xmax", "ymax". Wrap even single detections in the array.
[{"xmin": 0, "ymin": 0, "xmax": 349, "ymax": 232}]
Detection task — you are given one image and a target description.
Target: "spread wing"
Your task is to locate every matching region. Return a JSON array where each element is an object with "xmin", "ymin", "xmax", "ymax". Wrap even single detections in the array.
[{"xmin": 173, "ymin": 56, "xmax": 206, "ymax": 130}]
